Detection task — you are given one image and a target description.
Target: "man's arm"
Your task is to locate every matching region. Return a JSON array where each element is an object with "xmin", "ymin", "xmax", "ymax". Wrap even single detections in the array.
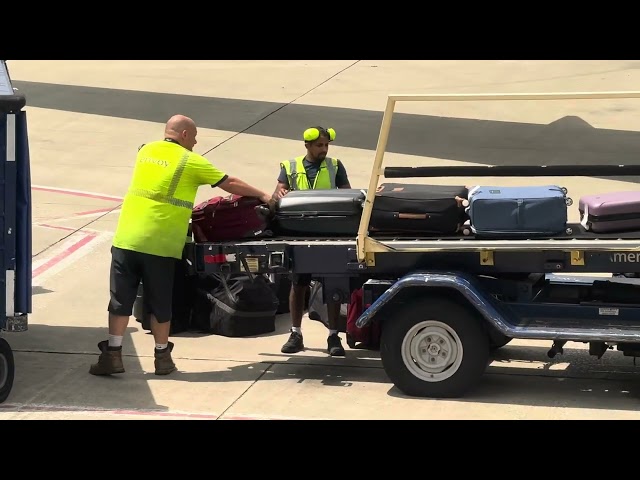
[
  {"xmin": 217, "ymin": 176, "xmax": 272, "ymax": 205},
  {"xmin": 335, "ymin": 160, "xmax": 351, "ymax": 189},
  {"xmin": 190, "ymin": 154, "xmax": 272, "ymax": 205},
  {"xmin": 273, "ymin": 165, "xmax": 290, "ymax": 199}
]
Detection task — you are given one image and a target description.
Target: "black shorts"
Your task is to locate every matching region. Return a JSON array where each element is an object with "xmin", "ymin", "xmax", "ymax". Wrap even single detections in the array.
[
  {"xmin": 108, "ymin": 246, "xmax": 177, "ymax": 323},
  {"xmin": 289, "ymin": 273, "xmax": 312, "ymax": 287}
]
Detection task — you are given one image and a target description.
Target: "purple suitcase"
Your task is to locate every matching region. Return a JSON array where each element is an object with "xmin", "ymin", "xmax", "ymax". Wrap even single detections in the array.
[{"xmin": 579, "ymin": 191, "xmax": 640, "ymax": 233}]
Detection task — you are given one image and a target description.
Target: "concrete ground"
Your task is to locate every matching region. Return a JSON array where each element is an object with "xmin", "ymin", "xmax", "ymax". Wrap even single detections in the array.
[{"xmin": 3, "ymin": 60, "xmax": 640, "ymax": 419}]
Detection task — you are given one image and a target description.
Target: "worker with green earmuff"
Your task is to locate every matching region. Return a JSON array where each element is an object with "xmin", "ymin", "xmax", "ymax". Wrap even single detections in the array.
[
  {"xmin": 275, "ymin": 126, "xmax": 350, "ymax": 196},
  {"xmin": 274, "ymin": 125, "xmax": 351, "ymax": 357}
]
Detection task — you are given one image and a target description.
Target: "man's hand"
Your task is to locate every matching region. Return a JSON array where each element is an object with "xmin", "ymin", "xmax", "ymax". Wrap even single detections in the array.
[
  {"xmin": 258, "ymin": 193, "xmax": 278, "ymax": 214},
  {"xmin": 273, "ymin": 188, "xmax": 289, "ymax": 200}
]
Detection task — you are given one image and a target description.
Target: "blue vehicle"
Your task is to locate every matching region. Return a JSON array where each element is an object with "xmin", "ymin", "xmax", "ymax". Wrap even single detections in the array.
[
  {"xmin": 187, "ymin": 92, "xmax": 640, "ymax": 398},
  {"xmin": 0, "ymin": 60, "xmax": 32, "ymax": 404}
]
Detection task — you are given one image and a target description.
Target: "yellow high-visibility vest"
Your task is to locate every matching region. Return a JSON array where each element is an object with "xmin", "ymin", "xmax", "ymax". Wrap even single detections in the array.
[
  {"xmin": 113, "ymin": 140, "xmax": 226, "ymax": 259},
  {"xmin": 281, "ymin": 156, "xmax": 338, "ymax": 190}
]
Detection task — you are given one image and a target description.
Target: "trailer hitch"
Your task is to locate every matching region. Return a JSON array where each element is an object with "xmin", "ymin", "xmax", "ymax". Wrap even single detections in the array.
[{"xmin": 547, "ymin": 340, "xmax": 566, "ymax": 358}]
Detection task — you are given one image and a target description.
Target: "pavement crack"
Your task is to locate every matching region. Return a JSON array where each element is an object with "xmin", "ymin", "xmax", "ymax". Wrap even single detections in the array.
[
  {"xmin": 201, "ymin": 60, "xmax": 361, "ymax": 156},
  {"xmin": 215, "ymin": 362, "xmax": 276, "ymax": 420}
]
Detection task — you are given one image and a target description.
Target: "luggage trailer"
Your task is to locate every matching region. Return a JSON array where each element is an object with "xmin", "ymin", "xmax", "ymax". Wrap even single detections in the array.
[{"xmin": 188, "ymin": 91, "xmax": 640, "ymax": 399}]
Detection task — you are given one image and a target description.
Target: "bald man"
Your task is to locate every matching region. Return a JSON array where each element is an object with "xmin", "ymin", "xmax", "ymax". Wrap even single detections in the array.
[{"xmin": 90, "ymin": 114, "xmax": 273, "ymax": 377}]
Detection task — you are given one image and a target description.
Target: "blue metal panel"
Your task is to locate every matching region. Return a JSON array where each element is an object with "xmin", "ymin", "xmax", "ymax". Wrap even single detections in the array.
[
  {"xmin": 0, "ymin": 113, "xmax": 6, "ymax": 329},
  {"xmin": 15, "ymin": 111, "xmax": 31, "ymax": 314}
]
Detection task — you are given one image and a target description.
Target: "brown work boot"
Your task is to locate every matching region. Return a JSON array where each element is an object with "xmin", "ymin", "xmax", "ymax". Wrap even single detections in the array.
[
  {"xmin": 154, "ymin": 342, "xmax": 177, "ymax": 375},
  {"xmin": 89, "ymin": 340, "xmax": 125, "ymax": 375}
]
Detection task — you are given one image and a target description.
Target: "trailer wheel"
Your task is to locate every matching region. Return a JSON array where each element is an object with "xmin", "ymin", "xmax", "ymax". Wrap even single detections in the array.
[
  {"xmin": 490, "ymin": 334, "xmax": 512, "ymax": 350},
  {"xmin": 0, "ymin": 337, "xmax": 15, "ymax": 404},
  {"xmin": 380, "ymin": 298, "xmax": 490, "ymax": 398}
]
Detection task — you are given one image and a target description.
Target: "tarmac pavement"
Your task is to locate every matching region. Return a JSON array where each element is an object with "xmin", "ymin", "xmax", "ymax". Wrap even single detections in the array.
[{"xmin": 3, "ymin": 60, "xmax": 640, "ymax": 419}]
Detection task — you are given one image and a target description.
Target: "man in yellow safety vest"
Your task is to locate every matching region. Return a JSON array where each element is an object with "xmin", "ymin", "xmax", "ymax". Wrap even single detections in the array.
[
  {"xmin": 274, "ymin": 126, "xmax": 351, "ymax": 356},
  {"xmin": 90, "ymin": 114, "xmax": 274, "ymax": 377}
]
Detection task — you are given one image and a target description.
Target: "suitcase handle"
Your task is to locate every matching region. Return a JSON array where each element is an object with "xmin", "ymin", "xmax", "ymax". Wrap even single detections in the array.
[{"xmin": 398, "ymin": 213, "xmax": 428, "ymax": 220}]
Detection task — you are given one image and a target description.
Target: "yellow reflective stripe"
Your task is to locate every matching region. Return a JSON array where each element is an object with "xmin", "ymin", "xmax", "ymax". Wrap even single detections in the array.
[
  {"xmin": 127, "ymin": 188, "xmax": 194, "ymax": 209},
  {"xmin": 324, "ymin": 158, "xmax": 337, "ymax": 189},
  {"xmin": 128, "ymin": 152, "xmax": 193, "ymax": 209},
  {"xmin": 168, "ymin": 152, "xmax": 189, "ymax": 197}
]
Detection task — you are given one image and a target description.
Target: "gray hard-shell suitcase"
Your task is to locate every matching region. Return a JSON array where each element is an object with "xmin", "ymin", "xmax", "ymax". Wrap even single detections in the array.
[
  {"xmin": 274, "ymin": 189, "xmax": 366, "ymax": 236},
  {"xmin": 579, "ymin": 191, "xmax": 640, "ymax": 233},
  {"xmin": 466, "ymin": 185, "xmax": 572, "ymax": 237}
]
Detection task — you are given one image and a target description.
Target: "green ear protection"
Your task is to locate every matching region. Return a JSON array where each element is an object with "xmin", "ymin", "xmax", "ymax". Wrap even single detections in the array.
[{"xmin": 303, "ymin": 126, "xmax": 336, "ymax": 142}]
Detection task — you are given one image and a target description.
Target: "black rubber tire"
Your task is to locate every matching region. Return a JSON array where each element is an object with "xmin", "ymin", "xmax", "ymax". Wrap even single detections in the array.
[
  {"xmin": 0, "ymin": 337, "xmax": 15, "ymax": 404},
  {"xmin": 380, "ymin": 298, "xmax": 490, "ymax": 398},
  {"xmin": 490, "ymin": 334, "xmax": 512, "ymax": 350}
]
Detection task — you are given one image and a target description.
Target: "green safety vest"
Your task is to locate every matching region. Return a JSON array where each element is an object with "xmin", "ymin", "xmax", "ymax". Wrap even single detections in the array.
[{"xmin": 281, "ymin": 156, "xmax": 338, "ymax": 190}]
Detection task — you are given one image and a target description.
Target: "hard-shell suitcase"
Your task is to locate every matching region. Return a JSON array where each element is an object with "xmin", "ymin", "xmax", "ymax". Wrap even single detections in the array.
[
  {"xmin": 466, "ymin": 185, "xmax": 572, "ymax": 237},
  {"xmin": 579, "ymin": 191, "xmax": 640, "ymax": 233},
  {"xmin": 274, "ymin": 189, "xmax": 366, "ymax": 236},
  {"xmin": 191, "ymin": 194, "xmax": 270, "ymax": 243},
  {"xmin": 370, "ymin": 183, "xmax": 469, "ymax": 235}
]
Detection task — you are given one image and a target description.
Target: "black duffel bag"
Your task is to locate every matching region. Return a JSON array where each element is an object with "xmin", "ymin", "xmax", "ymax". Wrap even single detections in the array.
[{"xmin": 192, "ymin": 272, "xmax": 279, "ymax": 337}]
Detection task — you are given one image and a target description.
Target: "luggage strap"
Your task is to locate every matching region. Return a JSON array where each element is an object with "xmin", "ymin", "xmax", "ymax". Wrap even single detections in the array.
[{"xmin": 206, "ymin": 293, "xmax": 274, "ymax": 317}]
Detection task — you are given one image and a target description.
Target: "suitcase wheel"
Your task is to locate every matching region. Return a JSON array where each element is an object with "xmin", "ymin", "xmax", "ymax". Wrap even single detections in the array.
[
  {"xmin": 565, "ymin": 197, "xmax": 573, "ymax": 207},
  {"xmin": 561, "ymin": 187, "xmax": 568, "ymax": 195},
  {"xmin": 565, "ymin": 227, "xmax": 573, "ymax": 235},
  {"xmin": 346, "ymin": 333, "xmax": 357, "ymax": 349}
]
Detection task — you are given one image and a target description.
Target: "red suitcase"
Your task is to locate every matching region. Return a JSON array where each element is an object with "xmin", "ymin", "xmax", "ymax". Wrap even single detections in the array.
[
  {"xmin": 191, "ymin": 194, "xmax": 270, "ymax": 242},
  {"xmin": 579, "ymin": 191, "xmax": 640, "ymax": 233}
]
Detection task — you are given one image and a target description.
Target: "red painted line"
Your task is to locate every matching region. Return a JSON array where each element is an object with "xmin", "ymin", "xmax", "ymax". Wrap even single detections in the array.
[
  {"xmin": 32, "ymin": 185, "xmax": 122, "ymax": 202},
  {"xmin": 0, "ymin": 403, "xmax": 307, "ymax": 420},
  {"xmin": 0, "ymin": 403, "xmax": 221, "ymax": 419},
  {"xmin": 32, "ymin": 234, "xmax": 96, "ymax": 279}
]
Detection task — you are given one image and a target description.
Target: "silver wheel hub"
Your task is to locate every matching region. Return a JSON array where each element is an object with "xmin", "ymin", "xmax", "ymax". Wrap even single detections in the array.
[{"xmin": 401, "ymin": 321, "xmax": 464, "ymax": 383}]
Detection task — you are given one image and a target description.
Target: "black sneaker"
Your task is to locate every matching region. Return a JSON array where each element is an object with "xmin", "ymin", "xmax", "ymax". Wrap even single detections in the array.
[
  {"xmin": 281, "ymin": 330, "xmax": 304, "ymax": 354},
  {"xmin": 327, "ymin": 334, "xmax": 345, "ymax": 357}
]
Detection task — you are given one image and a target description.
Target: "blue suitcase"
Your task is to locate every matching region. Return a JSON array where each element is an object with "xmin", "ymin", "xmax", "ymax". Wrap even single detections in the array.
[{"xmin": 465, "ymin": 185, "xmax": 572, "ymax": 238}]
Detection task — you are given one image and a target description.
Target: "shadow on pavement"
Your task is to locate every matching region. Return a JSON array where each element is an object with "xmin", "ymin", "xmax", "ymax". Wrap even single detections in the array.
[
  {"xmin": 158, "ymin": 342, "xmax": 640, "ymax": 412},
  {"xmin": 2, "ymin": 324, "xmax": 170, "ymax": 413}
]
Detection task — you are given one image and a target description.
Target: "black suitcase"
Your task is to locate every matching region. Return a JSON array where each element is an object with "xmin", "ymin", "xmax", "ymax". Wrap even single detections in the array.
[
  {"xmin": 274, "ymin": 189, "xmax": 366, "ymax": 236},
  {"xmin": 370, "ymin": 183, "xmax": 469, "ymax": 235}
]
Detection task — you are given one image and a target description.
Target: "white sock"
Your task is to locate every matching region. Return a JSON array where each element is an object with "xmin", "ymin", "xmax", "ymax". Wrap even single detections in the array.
[
  {"xmin": 291, "ymin": 327, "xmax": 302, "ymax": 334},
  {"xmin": 329, "ymin": 329, "xmax": 338, "ymax": 336},
  {"xmin": 108, "ymin": 335, "xmax": 123, "ymax": 348},
  {"xmin": 155, "ymin": 343, "xmax": 168, "ymax": 351}
]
